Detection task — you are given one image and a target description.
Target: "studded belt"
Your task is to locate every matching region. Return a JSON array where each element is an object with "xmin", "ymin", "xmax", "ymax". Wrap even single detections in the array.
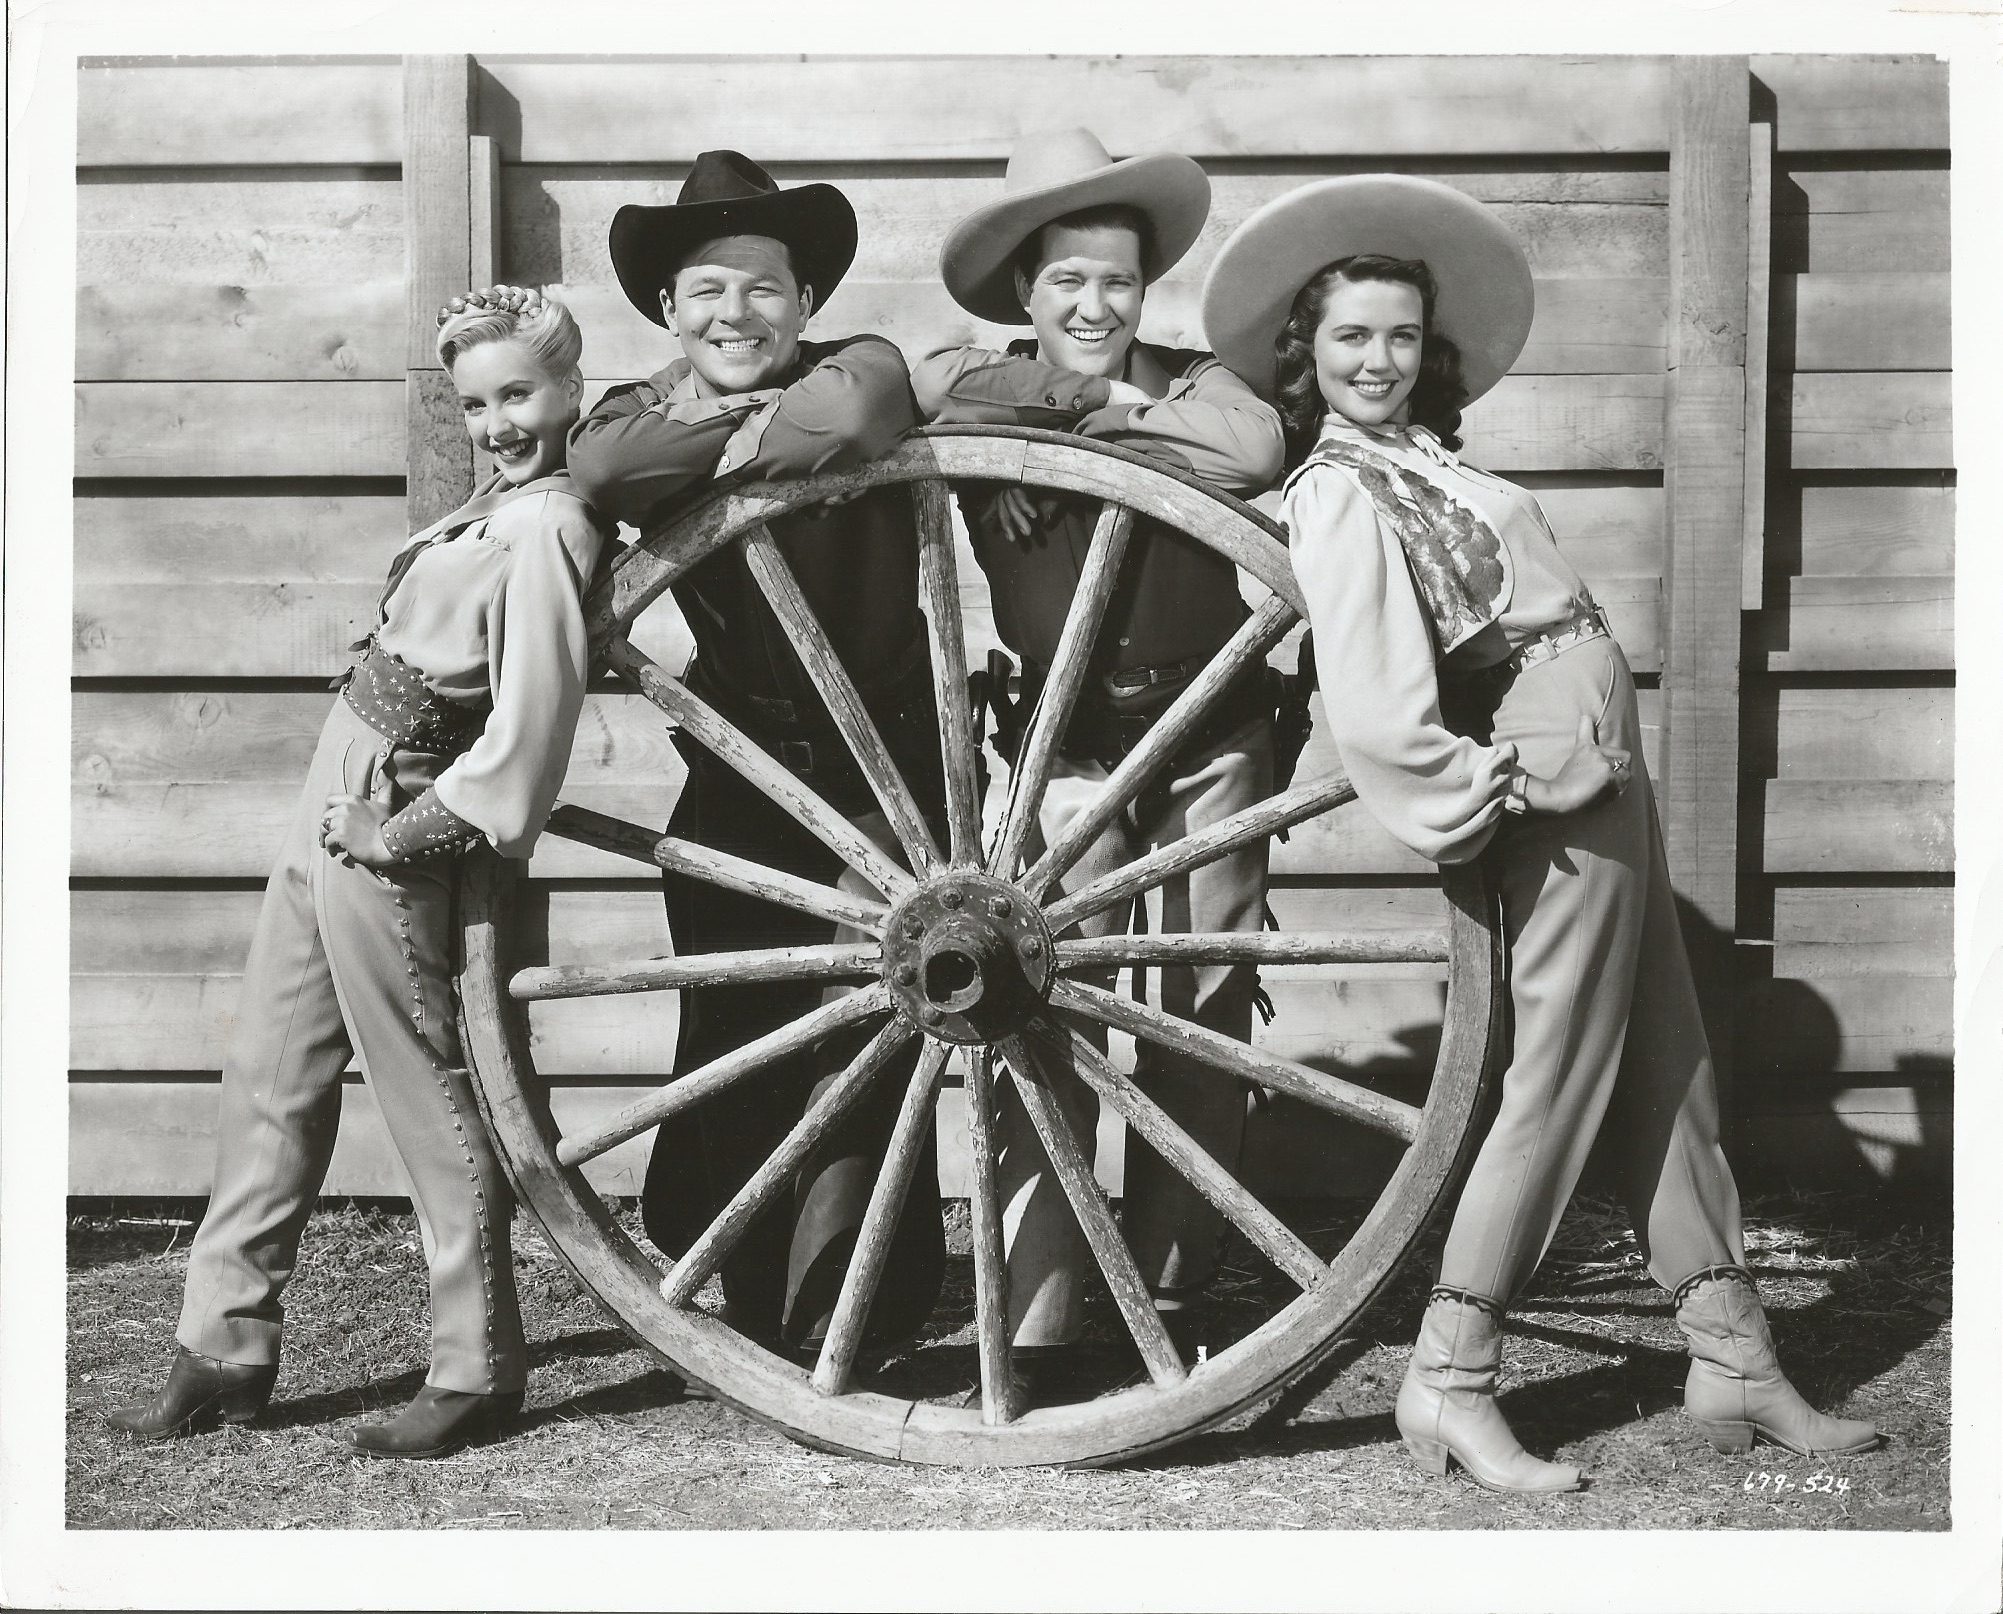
[
  {"xmin": 1505, "ymin": 604, "xmax": 1611, "ymax": 676},
  {"xmin": 337, "ymin": 639, "xmax": 489, "ymax": 758}
]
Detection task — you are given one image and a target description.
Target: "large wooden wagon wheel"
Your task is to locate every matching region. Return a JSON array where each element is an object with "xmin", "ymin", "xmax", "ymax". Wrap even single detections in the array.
[{"xmin": 457, "ymin": 425, "xmax": 1503, "ymax": 1467}]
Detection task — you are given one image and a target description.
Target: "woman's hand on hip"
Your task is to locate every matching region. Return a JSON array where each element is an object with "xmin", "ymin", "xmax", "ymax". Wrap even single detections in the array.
[
  {"xmin": 1525, "ymin": 714, "xmax": 1631, "ymax": 815},
  {"xmin": 322, "ymin": 794, "xmax": 394, "ymax": 867}
]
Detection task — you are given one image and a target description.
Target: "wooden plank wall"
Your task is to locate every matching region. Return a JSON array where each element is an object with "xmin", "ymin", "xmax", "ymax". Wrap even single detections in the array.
[{"xmin": 72, "ymin": 54, "xmax": 1951, "ymax": 1198}]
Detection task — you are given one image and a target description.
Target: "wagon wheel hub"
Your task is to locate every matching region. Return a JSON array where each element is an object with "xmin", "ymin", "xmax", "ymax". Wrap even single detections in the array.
[{"xmin": 880, "ymin": 872, "xmax": 1053, "ymax": 1046}]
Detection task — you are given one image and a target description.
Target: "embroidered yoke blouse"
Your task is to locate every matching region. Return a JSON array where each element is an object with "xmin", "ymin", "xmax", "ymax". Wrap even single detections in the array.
[
  {"xmin": 1282, "ymin": 416, "xmax": 1597, "ymax": 865},
  {"xmin": 374, "ymin": 475, "xmax": 610, "ymax": 859}
]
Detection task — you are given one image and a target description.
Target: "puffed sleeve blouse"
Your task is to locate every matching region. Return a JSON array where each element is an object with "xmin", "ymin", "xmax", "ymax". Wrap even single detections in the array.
[
  {"xmin": 373, "ymin": 474, "xmax": 611, "ymax": 859},
  {"xmin": 1282, "ymin": 416, "xmax": 1597, "ymax": 865}
]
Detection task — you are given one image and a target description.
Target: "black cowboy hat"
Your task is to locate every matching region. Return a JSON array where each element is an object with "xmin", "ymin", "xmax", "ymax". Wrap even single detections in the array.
[{"xmin": 609, "ymin": 150, "xmax": 858, "ymax": 327}]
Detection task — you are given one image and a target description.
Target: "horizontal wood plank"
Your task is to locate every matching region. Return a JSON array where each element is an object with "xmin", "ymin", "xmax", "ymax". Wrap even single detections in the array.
[
  {"xmin": 515, "ymin": 169, "xmax": 1669, "ymax": 293},
  {"xmin": 1739, "ymin": 974, "xmax": 1953, "ymax": 1075},
  {"xmin": 79, "ymin": 174, "xmax": 406, "ymax": 284},
  {"xmin": 1772, "ymin": 166, "xmax": 1948, "ymax": 274},
  {"xmin": 1785, "ymin": 372, "xmax": 1952, "ymax": 470},
  {"xmin": 1764, "ymin": 685, "xmax": 1952, "ymax": 780},
  {"xmin": 1751, "ymin": 55, "xmax": 1949, "ymax": 151},
  {"xmin": 1790, "ymin": 480, "xmax": 1953, "ymax": 576},
  {"xmin": 76, "ymin": 283, "xmax": 404, "ymax": 381},
  {"xmin": 77, "ymin": 63, "xmax": 403, "ymax": 167},
  {"xmin": 1786, "ymin": 272, "xmax": 1949, "ymax": 373},
  {"xmin": 1752, "ymin": 574, "xmax": 1952, "ymax": 670},
  {"xmin": 1762, "ymin": 780, "xmax": 1952, "ymax": 873},
  {"xmin": 490, "ymin": 57, "xmax": 1675, "ymax": 164},
  {"xmin": 1459, "ymin": 374, "xmax": 1664, "ymax": 471},
  {"xmin": 76, "ymin": 382, "xmax": 405, "ymax": 478},
  {"xmin": 74, "ymin": 492, "xmax": 408, "ymax": 579},
  {"xmin": 1770, "ymin": 887, "xmax": 1951, "ymax": 979}
]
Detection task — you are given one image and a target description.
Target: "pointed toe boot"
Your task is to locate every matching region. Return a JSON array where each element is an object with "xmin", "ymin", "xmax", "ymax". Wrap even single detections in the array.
[
  {"xmin": 1675, "ymin": 1265, "xmax": 1882, "ymax": 1458},
  {"xmin": 342, "ymin": 1385, "xmax": 525, "ymax": 1460},
  {"xmin": 104, "ymin": 1347, "xmax": 277, "ymax": 1442},
  {"xmin": 1393, "ymin": 1287, "xmax": 1584, "ymax": 1495}
]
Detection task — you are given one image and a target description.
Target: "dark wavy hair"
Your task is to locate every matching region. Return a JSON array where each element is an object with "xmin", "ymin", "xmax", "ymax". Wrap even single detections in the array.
[{"xmin": 1273, "ymin": 254, "xmax": 1469, "ymax": 465}]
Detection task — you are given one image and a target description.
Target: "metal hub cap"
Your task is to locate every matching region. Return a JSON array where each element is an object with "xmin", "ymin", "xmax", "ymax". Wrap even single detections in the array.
[{"xmin": 879, "ymin": 872, "xmax": 1053, "ymax": 1045}]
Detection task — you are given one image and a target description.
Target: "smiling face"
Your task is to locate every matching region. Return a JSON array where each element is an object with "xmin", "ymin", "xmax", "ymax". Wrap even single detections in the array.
[
  {"xmin": 662, "ymin": 234, "xmax": 812, "ymax": 395},
  {"xmin": 449, "ymin": 337, "xmax": 583, "ymax": 484},
  {"xmin": 1014, "ymin": 221, "xmax": 1145, "ymax": 379},
  {"xmin": 1313, "ymin": 276, "xmax": 1426, "ymax": 430}
]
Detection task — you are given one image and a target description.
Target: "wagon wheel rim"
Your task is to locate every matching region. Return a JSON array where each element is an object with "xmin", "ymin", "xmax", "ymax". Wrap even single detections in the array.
[{"xmin": 457, "ymin": 425, "xmax": 1503, "ymax": 1468}]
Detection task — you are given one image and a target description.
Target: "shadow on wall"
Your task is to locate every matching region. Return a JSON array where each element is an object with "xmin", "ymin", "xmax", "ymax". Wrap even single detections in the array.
[{"xmin": 1244, "ymin": 894, "xmax": 1950, "ymax": 1200}]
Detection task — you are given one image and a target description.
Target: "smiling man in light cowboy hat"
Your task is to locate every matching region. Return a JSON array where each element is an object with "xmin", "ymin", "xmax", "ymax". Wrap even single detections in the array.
[
  {"xmin": 912, "ymin": 128, "xmax": 1287, "ymax": 1398},
  {"xmin": 568, "ymin": 150, "xmax": 947, "ymax": 1365}
]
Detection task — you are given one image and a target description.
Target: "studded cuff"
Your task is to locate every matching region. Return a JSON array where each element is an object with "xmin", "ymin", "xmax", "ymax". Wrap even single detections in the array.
[{"xmin": 380, "ymin": 790, "xmax": 484, "ymax": 863}]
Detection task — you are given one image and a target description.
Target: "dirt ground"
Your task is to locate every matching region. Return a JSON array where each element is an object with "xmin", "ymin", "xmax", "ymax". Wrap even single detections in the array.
[{"xmin": 67, "ymin": 1186, "xmax": 1948, "ymax": 1532}]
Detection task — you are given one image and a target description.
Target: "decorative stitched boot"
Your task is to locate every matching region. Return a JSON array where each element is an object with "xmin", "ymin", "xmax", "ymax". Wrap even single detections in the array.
[
  {"xmin": 1393, "ymin": 1286, "xmax": 1583, "ymax": 1494},
  {"xmin": 343, "ymin": 1386, "xmax": 525, "ymax": 1460},
  {"xmin": 1674, "ymin": 1264, "xmax": 1881, "ymax": 1457},
  {"xmin": 104, "ymin": 1346, "xmax": 277, "ymax": 1442}
]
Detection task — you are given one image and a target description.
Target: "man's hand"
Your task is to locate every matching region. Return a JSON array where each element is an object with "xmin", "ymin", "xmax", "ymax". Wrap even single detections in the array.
[
  {"xmin": 322, "ymin": 794, "xmax": 394, "ymax": 867},
  {"xmin": 986, "ymin": 486, "xmax": 1043, "ymax": 546}
]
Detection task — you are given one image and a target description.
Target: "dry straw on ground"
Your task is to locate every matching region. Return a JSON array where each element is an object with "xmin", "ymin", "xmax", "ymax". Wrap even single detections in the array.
[{"xmin": 68, "ymin": 1187, "xmax": 1947, "ymax": 1531}]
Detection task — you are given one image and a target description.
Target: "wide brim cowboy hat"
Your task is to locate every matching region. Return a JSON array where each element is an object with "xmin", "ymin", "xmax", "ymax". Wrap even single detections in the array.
[
  {"xmin": 1200, "ymin": 174, "xmax": 1534, "ymax": 403},
  {"xmin": 609, "ymin": 149, "xmax": 858, "ymax": 327},
  {"xmin": 940, "ymin": 128, "xmax": 1212, "ymax": 326}
]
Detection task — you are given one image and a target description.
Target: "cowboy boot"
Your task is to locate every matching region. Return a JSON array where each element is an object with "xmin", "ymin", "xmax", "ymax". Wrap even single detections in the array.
[
  {"xmin": 343, "ymin": 1386, "xmax": 525, "ymax": 1460},
  {"xmin": 104, "ymin": 1346, "xmax": 277, "ymax": 1442},
  {"xmin": 1674, "ymin": 1264, "xmax": 1882, "ymax": 1457},
  {"xmin": 1393, "ymin": 1286, "xmax": 1583, "ymax": 1493}
]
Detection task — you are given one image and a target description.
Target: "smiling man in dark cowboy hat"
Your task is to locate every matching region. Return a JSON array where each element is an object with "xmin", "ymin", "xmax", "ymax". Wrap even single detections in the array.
[
  {"xmin": 912, "ymin": 128, "xmax": 1286, "ymax": 1397},
  {"xmin": 568, "ymin": 150, "xmax": 944, "ymax": 1362}
]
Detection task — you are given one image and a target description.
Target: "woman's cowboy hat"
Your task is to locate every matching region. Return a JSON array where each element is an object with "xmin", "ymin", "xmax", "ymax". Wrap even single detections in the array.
[
  {"xmin": 609, "ymin": 150, "xmax": 858, "ymax": 327},
  {"xmin": 940, "ymin": 128, "xmax": 1211, "ymax": 325},
  {"xmin": 1200, "ymin": 174, "xmax": 1534, "ymax": 403}
]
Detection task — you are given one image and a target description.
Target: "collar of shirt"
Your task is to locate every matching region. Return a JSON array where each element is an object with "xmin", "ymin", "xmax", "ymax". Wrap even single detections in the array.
[{"xmin": 1317, "ymin": 412, "xmax": 1459, "ymax": 471}]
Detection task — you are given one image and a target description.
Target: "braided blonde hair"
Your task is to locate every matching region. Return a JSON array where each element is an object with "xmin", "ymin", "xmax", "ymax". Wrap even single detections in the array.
[{"xmin": 436, "ymin": 284, "xmax": 583, "ymax": 378}]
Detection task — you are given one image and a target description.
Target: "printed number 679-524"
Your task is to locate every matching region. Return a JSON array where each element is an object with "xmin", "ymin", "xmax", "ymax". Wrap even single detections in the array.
[{"xmin": 1745, "ymin": 1471, "xmax": 1850, "ymax": 1495}]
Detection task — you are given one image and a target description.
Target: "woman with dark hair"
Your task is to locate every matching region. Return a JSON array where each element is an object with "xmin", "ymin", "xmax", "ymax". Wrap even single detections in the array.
[{"xmin": 1202, "ymin": 178, "xmax": 1880, "ymax": 1494}]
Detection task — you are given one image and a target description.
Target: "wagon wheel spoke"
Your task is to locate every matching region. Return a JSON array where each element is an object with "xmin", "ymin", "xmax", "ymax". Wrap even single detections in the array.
[
  {"xmin": 661, "ymin": 1016, "xmax": 919, "ymax": 1309},
  {"xmin": 606, "ymin": 636, "xmax": 916, "ymax": 902},
  {"xmin": 1023, "ymin": 1018, "xmax": 1326, "ymax": 1293},
  {"xmin": 741, "ymin": 523, "xmax": 945, "ymax": 877},
  {"xmin": 1040, "ymin": 772, "xmax": 1357, "ymax": 936},
  {"xmin": 553, "ymin": 985, "xmax": 893, "ymax": 1168},
  {"xmin": 509, "ymin": 943, "xmax": 879, "ymax": 1003},
  {"xmin": 962, "ymin": 1047, "xmax": 1022, "ymax": 1424},
  {"xmin": 1054, "ymin": 930, "xmax": 1448, "ymax": 970},
  {"xmin": 1020, "ymin": 592, "xmax": 1298, "ymax": 902},
  {"xmin": 998, "ymin": 1035, "xmax": 1187, "ymax": 1389},
  {"xmin": 546, "ymin": 805, "xmax": 889, "ymax": 935},
  {"xmin": 1051, "ymin": 979, "xmax": 1420, "ymax": 1144},
  {"xmin": 912, "ymin": 481, "xmax": 984, "ymax": 868},
  {"xmin": 989, "ymin": 499, "xmax": 1136, "ymax": 881},
  {"xmin": 811, "ymin": 1038, "xmax": 954, "ymax": 1396}
]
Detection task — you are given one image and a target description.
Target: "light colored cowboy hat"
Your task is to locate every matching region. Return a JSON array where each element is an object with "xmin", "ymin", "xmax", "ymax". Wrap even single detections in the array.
[
  {"xmin": 1199, "ymin": 174, "xmax": 1534, "ymax": 403},
  {"xmin": 940, "ymin": 128, "xmax": 1211, "ymax": 326},
  {"xmin": 610, "ymin": 149, "xmax": 857, "ymax": 326}
]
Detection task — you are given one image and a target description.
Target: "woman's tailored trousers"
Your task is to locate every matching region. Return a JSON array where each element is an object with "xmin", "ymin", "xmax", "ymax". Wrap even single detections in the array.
[
  {"xmin": 176, "ymin": 699, "xmax": 526, "ymax": 1394},
  {"xmin": 995, "ymin": 712, "xmax": 1274, "ymax": 1348},
  {"xmin": 1437, "ymin": 635, "xmax": 1744, "ymax": 1303}
]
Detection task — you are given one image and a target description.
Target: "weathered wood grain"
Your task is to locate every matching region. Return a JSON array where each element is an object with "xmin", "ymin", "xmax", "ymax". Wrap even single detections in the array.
[
  {"xmin": 1458, "ymin": 374, "xmax": 1665, "ymax": 471},
  {"xmin": 487, "ymin": 57, "xmax": 1675, "ymax": 164},
  {"xmin": 1762, "ymin": 780, "xmax": 1952, "ymax": 873},
  {"xmin": 76, "ymin": 284, "xmax": 404, "ymax": 381},
  {"xmin": 1739, "ymin": 973, "xmax": 1953, "ymax": 1074},
  {"xmin": 1751, "ymin": 574, "xmax": 1952, "ymax": 671},
  {"xmin": 1791, "ymin": 480, "xmax": 1953, "ymax": 576},
  {"xmin": 1764, "ymin": 685, "xmax": 1952, "ymax": 780},
  {"xmin": 75, "ymin": 381, "xmax": 404, "ymax": 478},
  {"xmin": 74, "ymin": 493, "xmax": 407, "ymax": 580},
  {"xmin": 1787, "ymin": 273, "xmax": 1950, "ymax": 373},
  {"xmin": 1750, "ymin": 54, "xmax": 1949, "ymax": 151},
  {"xmin": 405, "ymin": 56, "xmax": 476, "ymax": 525},
  {"xmin": 78, "ymin": 175, "xmax": 405, "ymax": 285},
  {"xmin": 1786, "ymin": 372, "xmax": 1952, "ymax": 470},
  {"xmin": 1769, "ymin": 887, "xmax": 1951, "ymax": 978},
  {"xmin": 1772, "ymin": 167, "xmax": 1949, "ymax": 274},
  {"xmin": 1743, "ymin": 122, "xmax": 1773, "ymax": 610},
  {"xmin": 77, "ymin": 63, "xmax": 403, "ymax": 167}
]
